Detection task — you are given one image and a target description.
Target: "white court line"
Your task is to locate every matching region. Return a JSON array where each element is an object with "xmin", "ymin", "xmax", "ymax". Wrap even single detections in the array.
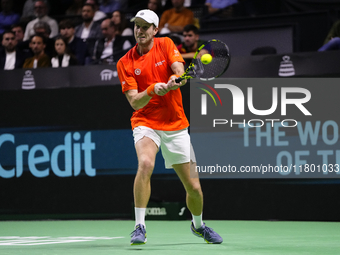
[{"xmin": 0, "ymin": 236, "xmax": 124, "ymax": 246}]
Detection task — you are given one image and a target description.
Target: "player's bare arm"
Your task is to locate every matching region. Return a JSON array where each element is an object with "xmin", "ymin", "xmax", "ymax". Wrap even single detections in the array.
[
  {"xmin": 125, "ymin": 89, "xmax": 150, "ymax": 110},
  {"xmin": 125, "ymin": 83, "xmax": 169, "ymax": 110},
  {"xmin": 167, "ymin": 61, "xmax": 187, "ymax": 90}
]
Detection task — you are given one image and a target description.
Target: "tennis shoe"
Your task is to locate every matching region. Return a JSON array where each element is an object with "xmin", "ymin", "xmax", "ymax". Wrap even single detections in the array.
[
  {"xmin": 191, "ymin": 222, "xmax": 223, "ymax": 244},
  {"xmin": 130, "ymin": 224, "xmax": 147, "ymax": 245}
]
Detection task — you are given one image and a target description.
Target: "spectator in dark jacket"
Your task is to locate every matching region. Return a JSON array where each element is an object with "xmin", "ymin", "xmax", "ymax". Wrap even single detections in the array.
[
  {"xmin": 0, "ymin": 30, "xmax": 28, "ymax": 69},
  {"xmin": 23, "ymin": 34, "xmax": 51, "ymax": 68},
  {"xmin": 59, "ymin": 19, "xmax": 89, "ymax": 65},
  {"xmin": 90, "ymin": 18, "xmax": 131, "ymax": 64},
  {"xmin": 75, "ymin": 3, "xmax": 102, "ymax": 40}
]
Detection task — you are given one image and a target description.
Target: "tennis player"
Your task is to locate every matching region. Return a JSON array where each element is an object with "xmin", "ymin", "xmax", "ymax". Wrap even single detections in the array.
[{"xmin": 117, "ymin": 9, "xmax": 223, "ymax": 245}]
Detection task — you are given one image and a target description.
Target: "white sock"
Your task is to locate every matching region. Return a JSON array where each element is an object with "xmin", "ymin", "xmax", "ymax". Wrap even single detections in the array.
[
  {"xmin": 192, "ymin": 213, "xmax": 203, "ymax": 229},
  {"xmin": 135, "ymin": 207, "xmax": 146, "ymax": 228}
]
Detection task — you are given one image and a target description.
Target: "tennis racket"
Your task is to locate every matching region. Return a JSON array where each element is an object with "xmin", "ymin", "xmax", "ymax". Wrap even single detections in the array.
[{"xmin": 175, "ymin": 39, "xmax": 230, "ymax": 83}]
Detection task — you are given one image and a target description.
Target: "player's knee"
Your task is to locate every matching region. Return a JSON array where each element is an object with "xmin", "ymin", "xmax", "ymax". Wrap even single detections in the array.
[
  {"xmin": 187, "ymin": 182, "xmax": 202, "ymax": 198},
  {"xmin": 138, "ymin": 156, "xmax": 155, "ymax": 173}
]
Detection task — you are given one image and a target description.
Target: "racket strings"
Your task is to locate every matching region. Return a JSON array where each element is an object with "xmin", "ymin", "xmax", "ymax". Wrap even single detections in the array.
[{"xmin": 197, "ymin": 40, "xmax": 230, "ymax": 80}]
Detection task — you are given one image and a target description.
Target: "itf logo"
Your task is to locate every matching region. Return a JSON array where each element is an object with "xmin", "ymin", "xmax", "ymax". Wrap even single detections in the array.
[
  {"xmin": 100, "ymin": 69, "xmax": 117, "ymax": 81},
  {"xmin": 22, "ymin": 70, "xmax": 36, "ymax": 90},
  {"xmin": 278, "ymin": 56, "xmax": 295, "ymax": 77}
]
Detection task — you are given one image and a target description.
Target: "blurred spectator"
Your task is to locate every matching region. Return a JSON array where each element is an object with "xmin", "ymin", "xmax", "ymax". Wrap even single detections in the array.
[
  {"xmin": 75, "ymin": 3, "xmax": 102, "ymax": 40},
  {"xmin": 111, "ymin": 10, "xmax": 133, "ymax": 36},
  {"xmin": 180, "ymin": 24, "xmax": 203, "ymax": 59},
  {"xmin": 11, "ymin": 23, "xmax": 25, "ymax": 43},
  {"xmin": 118, "ymin": 0, "xmax": 127, "ymax": 11},
  {"xmin": 205, "ymin": 0, "xmax": 238, "ymax": 19},
  {"xmin": 184, "ymin": 0, "xmax": 193, "ymax": 6},
  {"xmin": 0, "ymin": 0, "xmax": 20, "ymax": 34},
  {"xmin": 90, "ymin": 18, "xmax": 131, "ymax": 64},
  {"xmin": 33, "ymin": 20, "xmax": 54, "ymax": 57},
  {"xmin": 148, "ymin": 0, "xmax": 163, "ymax": 17},
  {"xmin": 168, "ymin": 33, "xmax": 182, "ymax": 46},
  {"xmin": 12, "ymin": 22, "xmax": 31, "ymax": 55},
  {"xmin": 159, "ymin": 0, "xmax": 194, "ymax": 34},
  {"xmin": 317, "ymin": 20, "xmax": 340, "ymax": 52},
  {"xmin": 99, "ymin": 0, "xmax": 120, "ymax": 14},
  {"xmin": 23, "ymin": 0, "xmax": 58, "ymax": 41},
  {"xmin": 168, "ymin": 33, "xmax": 185, "ymax": 56},
  {"xmin": 48, "ymin": 0, "xmax": 71, "ymax": 16},
  {"xmin": 65, "ymin": 0, "xmax": 84, "ymax": 16},
  {"xmin": 318, "ymin": 37, "xmax": 340, "ymax": 52},
  {"xmin": 51, "ymin": 36, "xmax": 78, "ymax": 67},
  {"xmin": 17, "ymin": 20, "xmax": 54, "ymax": 57},
  {"xmin": 59, "ymin": 18, "xmax": 88, "ymax": 65},
  {"xmin": 0, "ymin": 30, "xmax": 28, "ymax": 69},
  {"xmin": 21, "ymin": 0, "xmax": 36, "ymax": 21},
  {"xmin": 323, "ymin": 20, "xmax": 340, "ymax": 45},
  {"xmin": 162, "ymin": 0, "xmax": 199, "ymax": 11},
  {"xmin": 85, "ymin": 0, "xmax": 106, "ymax": 22},
  {"xmin": 33, "ymin": 20, "xmax": 51, "ymax": 37},
  {"xmin": 23, "ymin": 34, "xmax": 51, "ymax": 68}
]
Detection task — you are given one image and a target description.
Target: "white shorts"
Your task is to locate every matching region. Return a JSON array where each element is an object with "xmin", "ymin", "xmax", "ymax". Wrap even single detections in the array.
[{"xmin": 133, "ymin": 126, "xmax": 196, "ymax": 169}]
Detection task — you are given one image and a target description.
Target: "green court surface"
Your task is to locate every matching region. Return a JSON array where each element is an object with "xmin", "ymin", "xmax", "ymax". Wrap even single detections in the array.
[{"xmin": 1, "ymin": 220, "xmax": 339, "ymax": 255}]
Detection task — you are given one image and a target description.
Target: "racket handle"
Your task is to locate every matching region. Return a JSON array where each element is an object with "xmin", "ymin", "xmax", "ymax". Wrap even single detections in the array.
[{"xmin": 175, "ymin": 77, "xmax": 183, "ymax": 83}]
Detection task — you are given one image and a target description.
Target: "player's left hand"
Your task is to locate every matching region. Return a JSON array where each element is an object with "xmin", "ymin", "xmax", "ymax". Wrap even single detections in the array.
[{"xmin": 167, "ymin": 75, "xmax": 186, "ymax": 91}]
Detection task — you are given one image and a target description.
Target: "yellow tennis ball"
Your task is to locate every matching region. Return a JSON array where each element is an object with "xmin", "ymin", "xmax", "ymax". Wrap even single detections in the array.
[{"xmin": 201, "ymin": 54, "xmax": 212, "ymax": 64}]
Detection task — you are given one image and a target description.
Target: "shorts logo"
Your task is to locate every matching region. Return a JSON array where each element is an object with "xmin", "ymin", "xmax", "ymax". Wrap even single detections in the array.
[{"xmin": 135, "ymin": 69, "xmax": 141, "ymax": 75}]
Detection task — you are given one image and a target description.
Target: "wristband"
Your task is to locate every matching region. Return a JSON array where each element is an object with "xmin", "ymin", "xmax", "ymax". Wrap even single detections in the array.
[
  {"xmin": 168, "ymin": 74, "xmax": 180, "ymax": 82},
  {"xmin": 147, "ymin": 83, "xmax": 156, "ymax": 97}
]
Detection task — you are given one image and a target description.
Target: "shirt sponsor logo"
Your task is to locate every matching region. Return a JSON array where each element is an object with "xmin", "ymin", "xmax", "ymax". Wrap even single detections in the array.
[{"xmin": 155, "ymin": 60, "xmax": 165, "ymax": 67}]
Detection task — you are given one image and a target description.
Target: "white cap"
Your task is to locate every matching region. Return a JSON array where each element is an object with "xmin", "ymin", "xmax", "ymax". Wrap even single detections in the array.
[{"xmin": 130, "ymin": 9, "xmax": 159, "ymax": 28}]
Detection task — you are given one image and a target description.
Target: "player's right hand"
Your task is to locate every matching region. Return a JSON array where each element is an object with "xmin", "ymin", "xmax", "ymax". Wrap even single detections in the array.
[{"xmin": 166, "ymin": 75, "xmax": 185, "ymax": 91}]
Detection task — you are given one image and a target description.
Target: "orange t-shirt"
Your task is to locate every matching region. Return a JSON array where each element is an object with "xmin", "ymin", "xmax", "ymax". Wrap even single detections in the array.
[
  {"xmin": 159, "ymin": 8, "xmax": 194, "ymax": 30},
  {"xmin": 117, "ymin": 37, "xmax": 189, "ymax": 131}
]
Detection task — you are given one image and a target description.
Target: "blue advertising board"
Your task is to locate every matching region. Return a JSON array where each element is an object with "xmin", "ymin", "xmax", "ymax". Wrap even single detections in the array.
[{"xmin": 0, "ymin": 128, "xmax": 169, "ymax": 179}]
